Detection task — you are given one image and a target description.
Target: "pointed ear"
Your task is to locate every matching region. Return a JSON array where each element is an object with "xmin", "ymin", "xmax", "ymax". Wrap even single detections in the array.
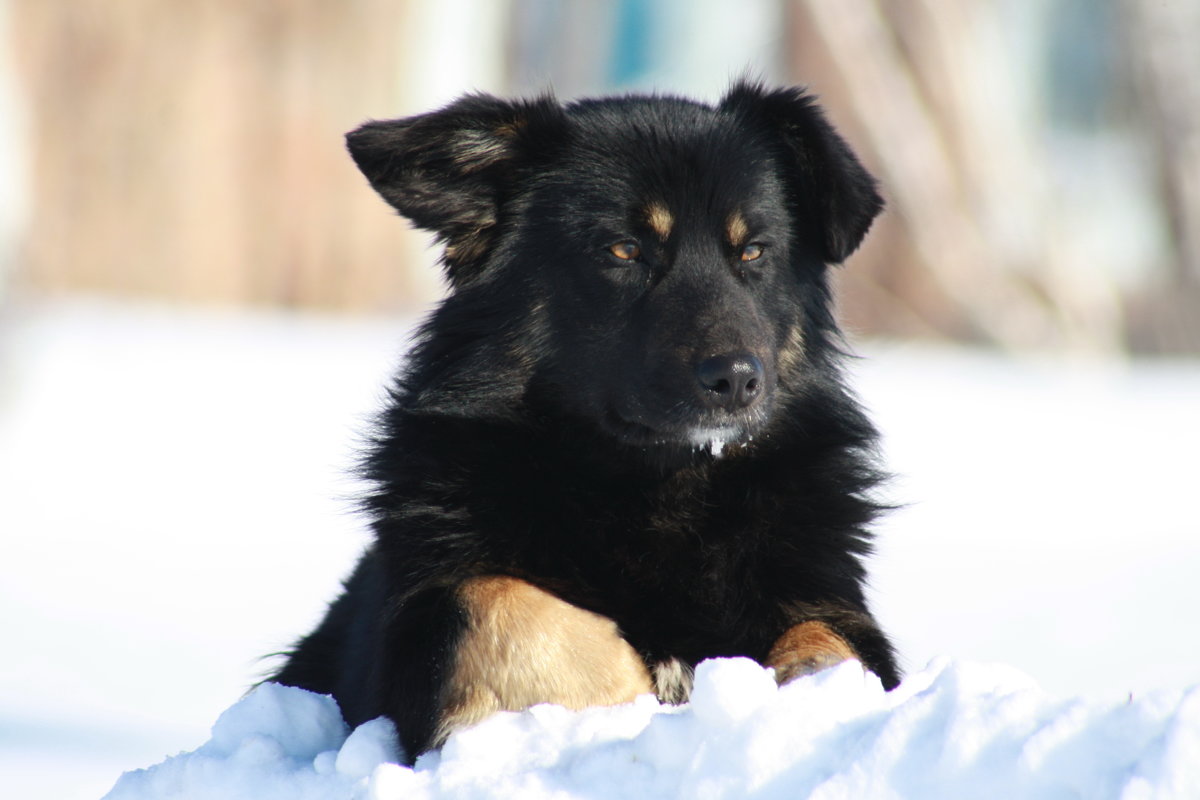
[
  {"xmin": 346, "ymin": 93, "xmax": 565, "ymax": 284},
  {"xmin": 720, "ymin": 83, "xmax": 883, "ymax": 264}
]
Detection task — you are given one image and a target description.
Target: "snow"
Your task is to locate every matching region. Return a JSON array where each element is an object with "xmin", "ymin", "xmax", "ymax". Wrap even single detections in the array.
[
  {"xmin": 2, "ymin": 299, "xmax": 1200, "ymax": 799},
  {"xmin": 104, "ymin": 659, "xmax": 1200, "ymax": 800}
]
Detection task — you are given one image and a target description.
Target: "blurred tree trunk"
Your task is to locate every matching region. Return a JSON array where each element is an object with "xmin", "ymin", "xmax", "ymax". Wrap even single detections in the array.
[
  {"xmin": 1121, "ymin": 0, "xmax": 1200, "ymax": 353},
  {"xmin": 12, "ymin": 0, "xmax": 436, "ymax": 311},
  {"xmin": 788, "ymin": 0, "xmax": 1128, "ymax": 352}
]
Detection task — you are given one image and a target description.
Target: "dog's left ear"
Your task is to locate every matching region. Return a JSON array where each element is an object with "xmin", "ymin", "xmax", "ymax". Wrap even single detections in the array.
[{"xmin": 720, "ymin": 83, "xmax": 883, "ymax": 264}]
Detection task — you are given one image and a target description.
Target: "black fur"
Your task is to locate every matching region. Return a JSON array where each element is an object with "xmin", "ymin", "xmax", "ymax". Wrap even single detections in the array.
[{"xmin": 272, "ymin": 82, "xmax": 899, "ymax": 760}]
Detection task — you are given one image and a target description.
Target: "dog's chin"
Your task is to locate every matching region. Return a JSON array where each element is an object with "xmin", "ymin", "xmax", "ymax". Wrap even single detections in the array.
[
  {"xmin": 685, "ymin": 426, "xmax": 744, "ymax": 458},
  {"xmin": 602, "ymin": 409, "xmax": 759, "ymax": 459}
]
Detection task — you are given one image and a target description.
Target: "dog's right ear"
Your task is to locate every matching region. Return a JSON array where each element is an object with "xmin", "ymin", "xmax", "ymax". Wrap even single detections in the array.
[
  {"xmin": 720, "ymin": 83, "xmax": 883, "ymax": 265},
  {"xmin": 347, "ymin": 94, "xmax": 565, "ymax": 284}
]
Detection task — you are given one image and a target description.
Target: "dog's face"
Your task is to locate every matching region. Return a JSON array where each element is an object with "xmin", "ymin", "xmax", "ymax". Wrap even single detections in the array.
[
  {"xmin": 518, "ymin": 100, "xmax": 799, "ymax": 452},
  {"xmin": 348, "ymin": 85, "xmax": 881, "ymax": 457}
]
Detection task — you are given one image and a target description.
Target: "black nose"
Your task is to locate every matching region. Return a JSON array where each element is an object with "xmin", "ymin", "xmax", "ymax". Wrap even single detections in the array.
[{"xmin": 695, "ymin": 352, "xmax": 766, "ymax": 412}]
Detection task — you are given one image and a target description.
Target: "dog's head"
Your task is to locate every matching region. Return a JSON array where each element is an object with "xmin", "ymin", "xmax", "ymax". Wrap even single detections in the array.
[{"xmin": 348, "ymin": 84, "xmax": 881, "ymax": 458}]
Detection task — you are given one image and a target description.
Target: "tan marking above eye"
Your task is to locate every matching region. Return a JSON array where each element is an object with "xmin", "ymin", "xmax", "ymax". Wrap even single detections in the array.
[
  {"xmin": 726, "ymin": 211, "xmax": 750, "ymax": 246},
  {"xmin": 645, "ymin": 204, "xmax": 674, "ymax": 240},
  {"xmin": 609, "ymin": 241, "xmax": 641, "ymax": 260},
  {"xmin": 740, "ymin": 243, "xmax": 765, "ymax": 262}
]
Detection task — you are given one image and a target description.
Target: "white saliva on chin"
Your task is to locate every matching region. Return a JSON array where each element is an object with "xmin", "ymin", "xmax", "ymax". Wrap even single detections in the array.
[{"xmin": 689, "ymin": 427, "xmax": 741, "ymax": 459}]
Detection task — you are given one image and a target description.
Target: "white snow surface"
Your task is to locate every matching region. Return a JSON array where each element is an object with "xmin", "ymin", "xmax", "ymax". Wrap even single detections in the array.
[
  {"xmin": 3, "ymin": 299, "xmax": 1200, "ymax": 798},
  {"xmin": 106, "ymin": 658, "xmax": 1200, "ymax": 800}
]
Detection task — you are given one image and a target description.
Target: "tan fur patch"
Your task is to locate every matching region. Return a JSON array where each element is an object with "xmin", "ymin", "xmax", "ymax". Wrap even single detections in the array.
[
  {"xmin": 451, "ymin": 129, "xmax": 510, "ymax": 172},
  {"xmin": 775, "ymin": 323, "xmax": 806, "ymax": 378},
  {"xmin": 494, "ymin": 119, "xmax": 526, "ymax": 140},
  {"xmin": 766, "ymin": 621, "xmax": 859, "ymax": 685},
  {"xmin": 437, "ymin": 576, "xmax": 653, "ymax": 745},
  {"xmin": 726, "ymin": 211, "xmax": 749, "ymax": 247},
  {"xmin": 442, "ymin": 223, "xmax": 496, "ymax": 266},
  {"xmin": 645, "ymin": 203, "xmax": 674, "ymax": 240}
]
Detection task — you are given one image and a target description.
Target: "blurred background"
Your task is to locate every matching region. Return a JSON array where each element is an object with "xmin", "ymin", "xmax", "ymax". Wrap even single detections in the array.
[
  {"xmin": 1, "ymin": 2, "xmax": 1198, "ymax": 798},
  {"xmin": 3, "ymin": 0, "xmax": 1199, "ymax": 351}
]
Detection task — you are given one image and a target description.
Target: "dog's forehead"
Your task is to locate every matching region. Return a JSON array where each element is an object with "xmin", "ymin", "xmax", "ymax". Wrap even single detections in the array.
[
  {"xmin": 554, "ymin": 100, "xmax": 781, "ymax": 225},
  {"xmin": 567, "ymin": 99, "xmax": 761, "ymax": 169}
]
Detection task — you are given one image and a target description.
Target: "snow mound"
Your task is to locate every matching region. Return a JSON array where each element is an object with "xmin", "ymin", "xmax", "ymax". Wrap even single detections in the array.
[{"xmin": 105, "ymin": 658, "xmax": 1200, "ymax": 800}]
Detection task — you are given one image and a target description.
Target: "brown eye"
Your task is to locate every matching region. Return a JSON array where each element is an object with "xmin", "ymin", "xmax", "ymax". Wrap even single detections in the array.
[
  {"xmin": 609, "ymin": 241, "xmax": 641, "ymax": 261},
  {"xmin": 740, "ymin": 243, "xmax": 765, "ymax": 262}
]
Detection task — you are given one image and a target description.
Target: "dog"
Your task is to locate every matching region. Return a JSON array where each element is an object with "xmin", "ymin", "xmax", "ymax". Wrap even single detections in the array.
[{"xmin": 272, "ymin": 82, "xmax": 900, "ymax": 762}]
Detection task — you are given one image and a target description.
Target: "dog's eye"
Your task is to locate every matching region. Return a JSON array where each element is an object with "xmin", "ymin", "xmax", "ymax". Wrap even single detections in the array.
[
  {"xmin": 609, "ymin": 241, "xmax": 642, "ymax": 261},
  {"xmin": 740, "ymin": 243, "xmax": 765, "ymax": 262}
]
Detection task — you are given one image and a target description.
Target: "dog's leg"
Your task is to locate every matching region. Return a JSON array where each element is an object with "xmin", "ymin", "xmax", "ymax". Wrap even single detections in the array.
[
  {"xmin": 765, "ymin": 620, "xmax": 860, "ymax": 685},
  {"xmin": 434, "ymin": 576, "xmax": 653, "ymax": 746}
]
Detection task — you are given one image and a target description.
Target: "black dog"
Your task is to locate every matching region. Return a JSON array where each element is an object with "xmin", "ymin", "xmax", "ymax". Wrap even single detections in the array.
[{"xmin": 273, "ymin": 82, "xmax": 899, "ymax": 761}]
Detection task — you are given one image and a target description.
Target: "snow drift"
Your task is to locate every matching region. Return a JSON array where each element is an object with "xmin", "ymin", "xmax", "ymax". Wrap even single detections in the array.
[
  {"xmin": 6, "ymin": 302, "xmax": 1200, "ymax": 798},
  {"xmin": 105, "ymin": 658, "xmax": 1200, "ymax": 800}
]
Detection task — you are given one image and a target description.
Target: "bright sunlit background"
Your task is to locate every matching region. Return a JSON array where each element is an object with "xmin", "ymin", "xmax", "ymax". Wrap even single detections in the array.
[{"xmin": 1, "ymin": 2, "xmax": 1198, "ymax": 799}]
